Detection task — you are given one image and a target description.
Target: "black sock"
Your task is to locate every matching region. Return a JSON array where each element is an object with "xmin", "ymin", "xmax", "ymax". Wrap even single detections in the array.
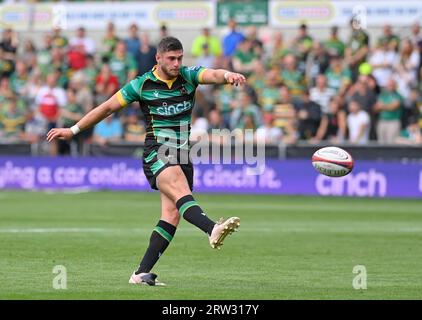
[
  {"xmin": 176, "ymin": 195, "xmax": 215, "ymax": 236},
  {"xmin": 135, "ymin": 220, "xmax": 176, "ymax": 274}
]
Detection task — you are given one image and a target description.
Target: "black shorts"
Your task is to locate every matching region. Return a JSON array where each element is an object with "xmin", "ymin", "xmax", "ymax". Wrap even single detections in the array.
[{"xmin": 142, "ymin": 140, "xmax": 194, "ymax": 191}]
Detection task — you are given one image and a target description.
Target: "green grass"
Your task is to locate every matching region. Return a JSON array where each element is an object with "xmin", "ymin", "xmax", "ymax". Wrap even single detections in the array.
[{"xmin": 1, "ymin": 190, "xmax": 422, "ymax": 299}]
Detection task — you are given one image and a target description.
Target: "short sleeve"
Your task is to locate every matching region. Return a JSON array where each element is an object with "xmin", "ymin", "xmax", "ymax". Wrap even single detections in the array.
[
  {"xmin": 180, "ymin": 65, "xmax": 207, "ymax": 87},
  {"xmin": 116, "ymin": 77, "xmax": 142, "ymax": 107}
]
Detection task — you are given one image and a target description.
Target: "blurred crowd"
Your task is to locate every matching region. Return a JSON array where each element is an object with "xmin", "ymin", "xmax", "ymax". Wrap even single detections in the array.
[{"xmin": 1, "ymin": 17, "xmax": 422, "ymax": 156}]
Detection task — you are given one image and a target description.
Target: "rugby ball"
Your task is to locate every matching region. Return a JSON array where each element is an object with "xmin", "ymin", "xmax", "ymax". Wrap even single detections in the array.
[{"xmin": 311, "ymin": 146, "xmax": 354, "ymax": 177}]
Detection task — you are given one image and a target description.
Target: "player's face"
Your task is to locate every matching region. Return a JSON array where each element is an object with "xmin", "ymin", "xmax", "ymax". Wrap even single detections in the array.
[{"xmin": 157, "ymin": 50, "xmax": 183, "ymax": 78}]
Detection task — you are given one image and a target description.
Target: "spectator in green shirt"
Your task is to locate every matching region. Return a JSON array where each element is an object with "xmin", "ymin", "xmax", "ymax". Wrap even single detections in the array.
[
  {"xmin": 232, "ymin": 38, "xmax": 259, "ymax": 77},
  {"xmin": 324, "ymin": 26, "xmax": 345, "ymax": 58},
  {"xmin": 258, "ymin": 68, "xmax": 281, "ymax": 112},
  {"xmin": 324, "ymin": 55, "xmax": 352, "ymax": 97},
  {"xmin": 102, "ymin": 22, "xmax": 120, "ymax": 60},
  {"xmin": 374, "ymin": 78, "xmax": 403, "ymax": 144},
  {"xmin": 0, "ymin": 96, "xmax": 26, "ymax": 141},
  {"xmin": 10, "ymin": 60, "xmax": 29, "ymax": 97},
  {"xmin": 108, "ymin": 40, "xmax": 138, "ymax": 86},
  {"xmin": 291, "ymin": 23, "xmax": 313, "ymax": 64},
  {"xmin": 378, "ymin": 24, "xmax": 400, "ymax": 52},
  {"xmin": 345, "ymin": 17, "xmax": 370, "ymax": 81},
  {"xmin": 269, "ymin": 32, "xmax": 291, "ymax": 68},
  {"xmin": 280, "ymin": 54, "xmax": 307, "ymax": 99},
  {"xmin": 52, "ymin": 26, "xmax": 68, "ymax": 49}
]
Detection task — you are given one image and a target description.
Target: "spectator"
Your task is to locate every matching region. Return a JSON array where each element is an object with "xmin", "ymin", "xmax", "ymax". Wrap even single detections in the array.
[
  {"xmin": 246, "ymin": 26, "xmax": 264, "ymax": 60},
  {"xmin": 49, "ymin": 47, "xmax": 69, "ymax": 87},
  {"xmin": 69, "ymin": 71, "xmax": 94, "ymax": 113},
  {"xmin": 324, "ymin": 26, "xmax": 345, "ymax": 58},
  {"xmin": 37, "ymin": 33, "xmax": 53, "ymax": 76},
  {"xmin": 230, "ymin": 89, "xmax": 262, "ymax": 130},
  {"xmin": 255, "ymin": 112, "xmax": 283, "ymax": 144},
  {"xmin": 222, "ymin": 19, "xmax": 245, "ymax": 59},
  {"xmin": 136, "ymin": 32, "xmax": 157, "ymax": 75},
  {"xmin": 273, "ymin": 85, "xmax": 297, "ymax": 141},
  {"xmin": 60, "ymin": 88, "xmax": 84, "ymax": 129},
  {"xmin": 232, "ymin": 39, "xmax": 259, "ymax": 77},
  {"xmin": 22, "ymin": 110, "xmax": 45, "ymax": 151},
  {"xmin": 291, "ymin": 23, "xmax": 313, "ymax": 65},
  {"xmin": 393, "ymin": 38, "xmax": 420, "ymax": 100},
  {"xmin": 305, "ymin": 40, "xmax": 330, "ymax": 85},
  {"xmin": 21, "ymin": 39, "xmax": 37, "ymax": 72},
  {"xmin": 409, "ymin": 22, "xmax": 422, "ymax": 46},
  {"xmin": 68, "ymin": 42, "xmax": 88, "ymax": 72},
  {"xmin": 102, "ymin": 22, "xmax": 120, "ymax": 60},
  {"xmin": 347, "ymin": 100, "xmax": 370, "ymax": 145},
  {"xmin": 324, "ymin": 54, "xmax": 352, "ymax": 97},
  {"xmin": 309, "ymin": 74, "xmax": 336, "ymax": 114},
  {"xmin": 295, "ymin": 89, "xmax": 322, "ymax": 140},
  {"xmin": 52, "ymin": 26, "xmax": 68, "ymax": 49},
  {"xmin": 346, "ymin": 74, "xmax": 377, "ymax": 121},
  {"xmin": 124, "ymin": 23, "xmax": 140, "ymax": 60},
  {"xmin": 312, "ymin": 96, "xmax": 347, "ymax": 143},
  {"xmin": 247, "ymin": 61, "xmax": 266, "ymax": 98},
  {"xmin": 207, "ymin": 109, "xmax": 224, "ymax": 132},
  {"xmin": 10, "ymin": 60, "xmax": 29, "ymax": 97},
  {"xmin": 93, "ymin": 114, "xmax": 123, "ymax": 145},
  {"xmin": 159, "ymin": 24, "xmax": 169, "ymax": 40},
  {"xmin": 378, "ymin": 24, "xmax": 400, "ymax": 52},
  {"xmin": 69, "ymin": 26, "xmax": 95, "ymax": 55},
  {"xmin": 195, "ymin": 43, "xmax": 216, "ymax": 70},
  {"xmin": 214, "ymin": 84, "xmax": 235, "ymax": 129},
  {"xmin": 22, "ymin": 69, "xmax": 43, "ymax": 111},
  {"xmin": 190, "ymin": 113, "xmax": 209, "ymax": 142},
  {"xmin": 369, "ymin": 38, "xmax": 397, "ymax": 88},
  {"xmin": 35, "ymin": 73, "xmax": 67, "ymax": 132},
  {"xmin": 108, "ymin": 40, "xmax": 138, "ymax": 86},
  {"xmin": 58, "ymin": 88, "xmax": 84, "ymax": 155},
  {"xmin": 280, "ymin": 54, "xmax": 307, "ymax": 99},
  {"xmin": 395, "ymin": 116, "xmax": 422, "ymax": 145},
  {"xmin": 0, "ymin": 28, "xmax": 18, "ymax": 77},
  {"xmin": 269, "ymin": 32, "xmax": 290, "ymax": 67},
  {"xmin": 95, "ymin": 64, "xmax": 119, "ymax": 105},
  {"xmin": 345, "ymin": 17, "xmax": 370, "ymax": 81},
  {"xmin": 258, "ymin": 68, "xmax": 281, "ymax": 112},
  {"xmin": 124, "ymin": 110, "xmax": 146, "ymax": 142},
  {"xmin": 374, "ymin": 78, "xmax": 403, "ymax": 144},
  {"xmin": 83, "ymin": 54, "xmax": 98, "ymax": 91},
  {"xmin": 191, "ymin": 28, "xmax": 222, "ymax": 58},
  {"xmin": 0, "ymin": 76, "xmax": 15, "ymax": 102},
  {"xmin": 0, "ymin": 96, "xmax": 26, "ymax": 141},
  {"xmin": 404, "ymin": 88, "xmax": 422, "ymax": 128}
]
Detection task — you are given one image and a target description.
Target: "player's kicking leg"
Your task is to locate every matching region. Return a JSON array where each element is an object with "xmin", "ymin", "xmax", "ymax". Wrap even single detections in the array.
[
  {"xmin": 129, "ymin": 192, "xmax": 179, "ymax": 286},
  {"xmin": 156, "ymin": 166, "xmax": 240, "ymax": 250}
]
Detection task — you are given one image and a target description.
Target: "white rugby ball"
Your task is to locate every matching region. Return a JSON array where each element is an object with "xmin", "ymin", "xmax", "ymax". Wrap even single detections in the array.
[{"xmin": 311, "ymin": 146, "xmax": 354, "ymax": 177}]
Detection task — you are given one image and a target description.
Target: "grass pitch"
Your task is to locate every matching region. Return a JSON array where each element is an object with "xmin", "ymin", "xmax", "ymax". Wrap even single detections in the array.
[{"xmin": 0, "ymin": 191, "xmax": 422, "ymax": 299}]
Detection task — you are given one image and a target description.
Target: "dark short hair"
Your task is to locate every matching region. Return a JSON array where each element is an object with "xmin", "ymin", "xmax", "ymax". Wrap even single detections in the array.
[{"xmin": 157, "ymin": 36, "xmax": 183, "ymax": 53}]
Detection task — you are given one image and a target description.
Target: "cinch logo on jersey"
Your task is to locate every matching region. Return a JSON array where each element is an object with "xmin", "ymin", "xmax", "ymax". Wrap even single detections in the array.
[{"xmin": 156, "ymin": 101, "xmax": 192, "ymax": 116}]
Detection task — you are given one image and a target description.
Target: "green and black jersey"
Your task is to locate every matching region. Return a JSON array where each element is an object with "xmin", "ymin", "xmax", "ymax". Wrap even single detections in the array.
[{"xmin": 116, "ymin": 65, "xmax": 206, "ymax": 148}]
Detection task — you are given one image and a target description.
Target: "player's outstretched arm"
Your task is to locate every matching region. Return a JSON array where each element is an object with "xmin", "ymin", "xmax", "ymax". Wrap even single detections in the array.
[
  {"xmin": 200, "ymin": 69, "xmax": 246, "ymax": 86},
  {"xmin": 46, "ymin": 93, "xmax": 123, "ymax": 142}
]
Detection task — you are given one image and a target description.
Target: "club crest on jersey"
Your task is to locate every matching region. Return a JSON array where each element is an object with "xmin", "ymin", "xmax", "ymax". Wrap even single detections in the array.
[
  {"xmin": 153, "ymin": 91, "xmax": 159, "ymax": 98},
  {"xmin": 180, "ymin": 86, "xmax": 187, "ymax": 95}
]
